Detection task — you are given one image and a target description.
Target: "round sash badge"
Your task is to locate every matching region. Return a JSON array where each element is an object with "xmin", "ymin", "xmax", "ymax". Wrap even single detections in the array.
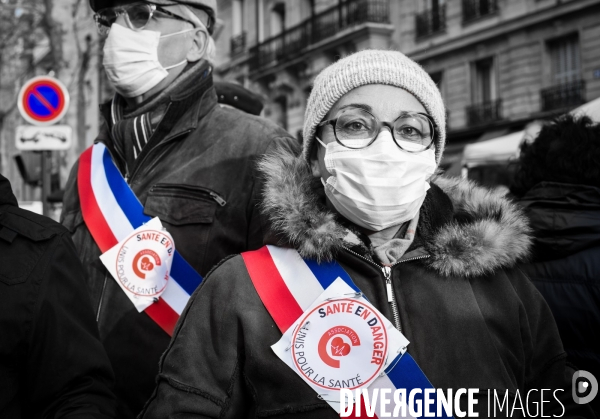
[
  {"xmin": 291, "ymin": 298, "xmax": 388, "ymax": 390},
  {"xmin": 115, "ymin": 229, "xmax": 174, "ymax": 297}
]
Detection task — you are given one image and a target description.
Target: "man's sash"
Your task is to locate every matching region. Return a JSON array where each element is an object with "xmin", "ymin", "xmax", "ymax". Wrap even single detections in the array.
[
  {"xmin": 78, "ymin": 143, "xmax": 203, "ymax": 335},
  {"xmin": 242, "ymin": 245, "xmax": 452, "ymax": 419}
]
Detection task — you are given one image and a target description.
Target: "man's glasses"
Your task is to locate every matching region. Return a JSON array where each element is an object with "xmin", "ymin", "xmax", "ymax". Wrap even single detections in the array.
[
  {"xmin": 317, "ymin": 107, "xmax": 436, "ymax": 152},
  {"xmin": 94, "ymin": 2, "xmax": 193, "ymax": 36}
]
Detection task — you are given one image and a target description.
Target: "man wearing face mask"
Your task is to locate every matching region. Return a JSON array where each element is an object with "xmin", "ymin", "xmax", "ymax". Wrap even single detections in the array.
[{"xmin": 60, "ymin": 1, "xmax": 297, "ymax": 417}]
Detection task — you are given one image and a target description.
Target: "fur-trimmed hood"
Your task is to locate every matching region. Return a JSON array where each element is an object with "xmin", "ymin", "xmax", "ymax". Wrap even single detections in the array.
[{"xmin": 258, "ymin": 146, "xmax": 532, "ymax": 278}]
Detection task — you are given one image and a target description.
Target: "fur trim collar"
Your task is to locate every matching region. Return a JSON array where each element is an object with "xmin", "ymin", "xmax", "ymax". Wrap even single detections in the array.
[{"xmin": 258, "ymin": 147, "xmax": 531, "ymax": 278}]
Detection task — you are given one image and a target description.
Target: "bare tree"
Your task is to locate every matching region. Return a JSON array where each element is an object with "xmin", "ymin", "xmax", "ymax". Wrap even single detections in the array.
[
  {"xmin": 0, "ymin": 1, "xmax": 37, "ymax": 130},
  {"xmin": 71, "ymin": 0, "xmax": 96, "ymax": 155},
  {"xmin": 0, "ymin": 0, "xmax": 66, "ymax": 130},
  {"xmin": 40, "ymin": 0, "xmax": 63, "ymax": 73}
]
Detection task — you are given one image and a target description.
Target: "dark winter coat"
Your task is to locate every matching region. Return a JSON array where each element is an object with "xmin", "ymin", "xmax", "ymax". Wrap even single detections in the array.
[
  {"xmin": 60, "ymin": 62, "xmax": 297, "ymax": 418},
  {"xmin": 518, "ymin": 182, "xmax": 600, "ymax": 411},
  {"xmin": 0, "ymin": 174, "xmax": 116, "ymax": 418},
  {"xmin": 140, "ymin": 148, "xmax": 592, "ymax": 418}
]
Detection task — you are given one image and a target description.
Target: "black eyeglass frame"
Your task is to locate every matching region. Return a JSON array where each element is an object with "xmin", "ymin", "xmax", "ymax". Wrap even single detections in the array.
[
  {"xmin": 94, "ymin": 3, "xmax": 194, "ymax": 35},
  {"xmin": 317, "ymin": 108, "xmax": 437, "ymax": 152}
]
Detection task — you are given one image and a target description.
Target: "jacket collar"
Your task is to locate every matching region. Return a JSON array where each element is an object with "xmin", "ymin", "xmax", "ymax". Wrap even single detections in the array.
[
  {"xmin": 518, "ymin": 182, "xmax": 600, "ymax": 260},
  {"xmin": 0, "ymin": 174, "xmax": 18, "ymax": 207},
  {"xmin": 97, "ymin": 60, "xmax": 217, "ymax": 157},
  {"xmin": 258, "ymin": 147, "xmax": 532, "ymax": 278}
]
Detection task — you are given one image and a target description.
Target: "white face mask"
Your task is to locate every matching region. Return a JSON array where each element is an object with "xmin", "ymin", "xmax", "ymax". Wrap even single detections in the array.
[
  {"xmin": 317, "ymin": 131, "xmax": 437, "ymax": 231},
  {"xmin": 102, "ymin": 24, "xmax": 192, "ymax": 98}
]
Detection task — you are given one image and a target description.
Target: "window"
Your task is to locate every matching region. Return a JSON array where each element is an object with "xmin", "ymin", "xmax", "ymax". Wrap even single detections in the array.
[
  {"xmin": 549, "ymin": 35, "xmax": 581, "ymax": 86},
  {"xmin": 230, "ymin": 0, "xmax": 246, "ymax": 57},
  {"xmin": 541, "ymin": 35, "xmax": 584, "ymax": 111},
  {"xmin": 256, "ymin": 0, "xmax": 265, "ymax": 43},
  {"xmin": 472, "ymin": 57, "xmax": 496, "ymax": 104},
  {"xmin": 301, "ymin": 0, "xmax": 315, "ymax": 19},
  {"xmin": 416, "ymin": 0, "xmax": 446, "ymax": 38},
  {"xmin": 429, "ymin": 71, "xmax": 450, "ymax": 126},
  {"xmin": 467, "ymin": 58, "xmax": 502, "ymax": 126},
  {"xmin": 429, "ymin": 71, "xmax": 443, "ymax": 92},
  {"xmin": 270, "ymin": 2, "xmax": 285, "ymax": 37},
  {"xmin": 232, "ymin": 0, "xmax": 244, "ymax": 36},
  {"xmin": 462, "ymin": 0, "xmax": 498, "ymax": 23}
]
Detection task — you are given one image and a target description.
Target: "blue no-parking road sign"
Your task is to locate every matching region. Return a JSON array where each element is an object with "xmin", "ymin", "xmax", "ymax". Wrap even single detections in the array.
[{"xmin": 17, "ymin": 76, "xmax": 70, "ymax": 126}]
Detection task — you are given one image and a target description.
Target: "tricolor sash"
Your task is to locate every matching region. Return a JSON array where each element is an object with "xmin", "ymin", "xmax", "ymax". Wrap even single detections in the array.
[
  {"xmin": 242, "ymin": 245, "xmax": 453, "ymax": 419},
  {"xmin": 78, "ymin": 143, "xmax": 203, "ymax": 335}
]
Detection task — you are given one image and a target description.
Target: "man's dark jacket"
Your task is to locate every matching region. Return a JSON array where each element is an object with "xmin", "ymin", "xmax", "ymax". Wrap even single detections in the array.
[
  {"xmin": 140, "ymin": 148, "xmax": 593, "ymax": 418},
  {"xmin": 0, "ymin": 174, "xmax": 116, "ymax": 418},
  {"xmin": 518, "ymin": 182, "xmax": 600, "ymax": 413},
  {"xmin": 61, "ymin": 62, "xmax": 297, "ymax": 417}
]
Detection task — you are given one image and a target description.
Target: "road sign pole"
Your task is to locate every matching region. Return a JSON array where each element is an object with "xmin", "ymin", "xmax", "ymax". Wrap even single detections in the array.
[{"xmin": 41, "ymin": 151, "xmax": 52, "ymax": 217}]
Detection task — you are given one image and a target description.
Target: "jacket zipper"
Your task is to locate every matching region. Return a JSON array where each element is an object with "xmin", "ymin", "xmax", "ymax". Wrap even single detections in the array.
[
  {"xmin": 96, "ymin": 272, "xmax": 109, "ymax": 322},
  {"xmin": 98, "ymin": 142, "xmax": 130, "ymax": 183},
  {"xmin": 210, "ymin": 191, "xmax": 226, "ymax": 206},
  {"xmin": 128, "ymin": 128, "xmax": 191, "ymax": 184},
  {"xmin": 342, "ymin": 247, "xmax": 430, "ymax": 333},
  {"xmin": 150, "ymin": 183, "xmax": 227, "ymax": 206},
  {"xmin": 382, "ymin": 265, "xmax": 403, "ymax": 331},
  {"xmin": 91, "ymin": 144, "xmax": 117, "ymax": 322}
]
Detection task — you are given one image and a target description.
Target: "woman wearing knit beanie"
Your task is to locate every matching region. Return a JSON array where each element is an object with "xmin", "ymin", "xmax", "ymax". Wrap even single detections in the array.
[{"xmin": 140, "ymin": 51, "xmax": 592, "ymax": 418}]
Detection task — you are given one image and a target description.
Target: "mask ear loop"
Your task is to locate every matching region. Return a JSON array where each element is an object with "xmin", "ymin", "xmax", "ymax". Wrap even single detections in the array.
[
  {"xmin": 160, "ymin": 27, "xmax": 195, "ymax": 38},
  {"xmin": 159, "ymin": 28, "xmax": 195, "ymax": 70},
  {"xmin": 314, "ymin": 136, "xmax": 331, "ymax": 189},
  {"xmin": 163, "ymin": 60, "xmax": 187, "ymax": 70},
  {"xmin": 315, "ymin": 136, "xmax": 327, "ymax": 148}
]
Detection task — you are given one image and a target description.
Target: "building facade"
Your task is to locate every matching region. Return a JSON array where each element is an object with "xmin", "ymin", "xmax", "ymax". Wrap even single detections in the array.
[{"xmin": 213, "ymin": 0, "xmax": 600, "ymax": 171}]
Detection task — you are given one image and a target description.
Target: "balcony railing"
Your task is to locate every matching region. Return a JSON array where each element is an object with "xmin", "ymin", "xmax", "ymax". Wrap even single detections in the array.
[
  {"xmin": 462, "ymin": 0, "xmax": 498, "ymax": 23},
  {"xmin": 230, "ymin": 32, "xmax": 247, "ymax": 57},
  {"xmin": 541, "ymin": 80, "xmax": 586, "ymax": 112},
  {"xmin": 466, "ymin": 98, "xmax": 502, "ymax": 126},
  {"xmin": 416, "ymin": 4, "xmax": 446, "ymax": 39},
  {"xmin": 249, "ymin": 0, "xmax": 390, "ymax": 72}
]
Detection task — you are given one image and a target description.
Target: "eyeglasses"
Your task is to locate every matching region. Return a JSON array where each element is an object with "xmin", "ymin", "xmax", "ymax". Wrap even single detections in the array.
[
  {"xmin": 94, "ymin": 2, "xmax": 193, "ymax": 36},
  {"xmin": 318, "ymin": 107, "xmax": 436, "ymax": 152}
]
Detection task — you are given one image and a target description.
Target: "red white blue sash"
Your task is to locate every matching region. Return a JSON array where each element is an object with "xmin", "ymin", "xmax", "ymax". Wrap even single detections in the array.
[
  {"xmin": 242, "ymin": 245, "xmax": 452, "ymax": 418},
  {"xmin": 78, "ymin": 143, "xmax": 203, "ymax": 335}
]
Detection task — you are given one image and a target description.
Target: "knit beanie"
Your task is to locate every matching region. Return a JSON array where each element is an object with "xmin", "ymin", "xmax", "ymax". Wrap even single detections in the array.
[{"xmin": 303, "ymin": 49, "xmax": 446, "ymax": 164}]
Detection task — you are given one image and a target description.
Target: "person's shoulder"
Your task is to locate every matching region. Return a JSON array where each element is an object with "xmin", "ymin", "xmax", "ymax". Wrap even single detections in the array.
[
  {"xmin": 0, "ymin": 206, "xmax": 69, "ymax": 288},
  {"xmin": 521, "ymin": 244, "xmax": 600, "ymax": 283},
  {"xmin": 180, "ymin": 253, "xmax": 264, "ymax": 322},
  {"xmin": 199, "ymin": 253, "xmax": 250, "ymax": 291},
  {"xmin": 212, "ymin": 105, "xmax": 295, "ymax": 142},
  {"xmin": 193, "ymin": 250, "xmax": 281, "ymax": 301},
  {"xmin": 0, "ymin": 205, "xmax": 66, "ymax": 243},
  {"xmin": 425, "ymin": 176, "xmax": 532, "ymax": 278}
]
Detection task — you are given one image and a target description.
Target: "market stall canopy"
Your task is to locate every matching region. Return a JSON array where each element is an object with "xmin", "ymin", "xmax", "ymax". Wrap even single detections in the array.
[
  {"xmin": 462, "ymin": 130, "xmax": 524, "ymax": 168},
  {"xmin": 462, "ymin": 95, "xmax": 600, "ymax": 169},
  {"xmin": 573, "ymin": 95, "xmax": 600, "ymax": 121}
]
